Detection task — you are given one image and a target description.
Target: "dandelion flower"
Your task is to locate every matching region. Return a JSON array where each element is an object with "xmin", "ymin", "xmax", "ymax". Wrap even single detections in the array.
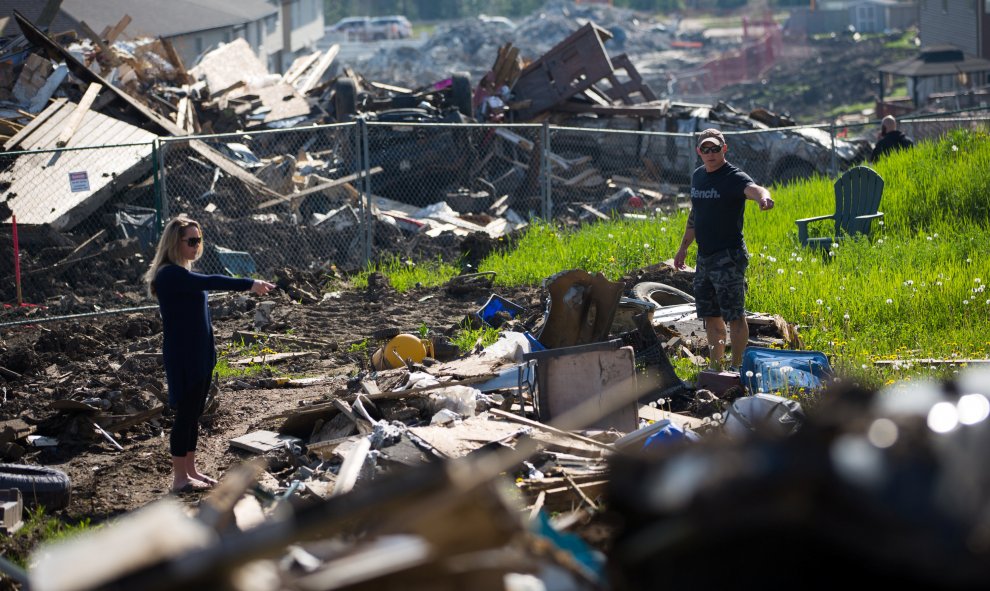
[
  {"xmin": 843, "ymin": 313, "xmax": 850, "ymax": 320},
  {"xmin": 964, "ymin": 300, "xmax": 970, "ymax": 305},
  {"xmin": 828, "ymin": 250, "xmax": 835, "ymax": 257},
  {"xmin": 796, "ymin": 257, "xmax": 803, "ymax": 262},
  {"xmin": 886, "ymin": 298, "xmax": 893, "ymax": 304},
  {"xmin": 816, "ymin": 299, "xmax": 823, "ymax": 305},
  {"xmin": 777, "ymin": 268, "xmax": 784, "ymax": 274}
]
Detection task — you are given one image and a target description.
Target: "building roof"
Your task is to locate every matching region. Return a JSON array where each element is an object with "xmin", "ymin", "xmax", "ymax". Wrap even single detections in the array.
[
  {"xmin": 879, "ymin": 45, "xmax": 990, "ymax": 77},
  {"xmin": 1, "ymin": 97, "xmax": 157, "ymax": 231},
  {"xmin": 0, "ymin": 0, "xmax": 277, "ymax": 39}
]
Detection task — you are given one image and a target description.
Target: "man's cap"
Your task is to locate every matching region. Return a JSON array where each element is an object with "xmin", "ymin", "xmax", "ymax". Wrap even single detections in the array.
[{"xmin": 697, "ymin": 128, "xmax": 725, "ymax": 147}]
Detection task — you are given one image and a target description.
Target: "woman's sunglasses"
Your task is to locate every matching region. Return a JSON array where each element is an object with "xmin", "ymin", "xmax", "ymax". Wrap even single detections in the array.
[
  {"xmin": 182, "ymin": 237, "xmax": 202, "ymax": 247},
  {"xmin": 699, "ymin": 144, "xmax": 723, "ymax": 154}
]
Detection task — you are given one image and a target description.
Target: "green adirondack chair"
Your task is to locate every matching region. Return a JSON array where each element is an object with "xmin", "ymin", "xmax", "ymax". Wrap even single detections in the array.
[{"xmin": 796, "ymin": 166, "xmax": 884, "ymax": 249}]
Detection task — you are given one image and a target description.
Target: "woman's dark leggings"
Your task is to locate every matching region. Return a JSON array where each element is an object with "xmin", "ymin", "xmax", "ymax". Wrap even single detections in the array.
[{"xmin": 170, "ymin": 376, "xmax": 211, "ymax": 457}]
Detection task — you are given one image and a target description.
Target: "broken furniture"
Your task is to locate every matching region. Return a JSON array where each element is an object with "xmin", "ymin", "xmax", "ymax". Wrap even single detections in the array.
[
  {"xmin": 537, "ymin": 269, "xmax": 624, "ymax": 349},
  {"xmin": 524, "ymin": 339, "xmax": 639, "ymax": 433},
  {"xmin": 0, "ymin": 489, "xmax": 23, "ymax": 534},
  {"xmin": 795, "ymin": 166, "xmax": 885, "ymax": 249},
  {"xmin": 511, "ymin": 22, "xmax": 657, "ymax": 121}
]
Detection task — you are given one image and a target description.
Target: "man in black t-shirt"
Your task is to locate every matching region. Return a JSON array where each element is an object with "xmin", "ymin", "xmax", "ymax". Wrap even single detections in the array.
[{"xmin": 673, "ymin": 128, "xmax": 775, "ymax": 371}]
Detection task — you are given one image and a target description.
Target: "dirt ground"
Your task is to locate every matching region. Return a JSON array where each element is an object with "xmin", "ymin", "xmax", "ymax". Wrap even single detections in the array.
[{"xmin": 0, "ymin": 263, "xmax": 688, "ymax": 527}]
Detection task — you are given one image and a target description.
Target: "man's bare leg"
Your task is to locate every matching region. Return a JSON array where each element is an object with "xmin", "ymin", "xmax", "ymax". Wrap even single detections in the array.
[
  {"xmin": 184, "ymin": 452, "xmax": 217, "ymax": 486},
  {"xmin": 172, "ymin": 456, "xmax": 208, "ymax": 492},
  {"xmin": 728, "ymin": 316, "xmax": 749, "ymax": 369},
  {"xmin": 704, "ymin": 316, "xmax": 728, "ymax": 369}
]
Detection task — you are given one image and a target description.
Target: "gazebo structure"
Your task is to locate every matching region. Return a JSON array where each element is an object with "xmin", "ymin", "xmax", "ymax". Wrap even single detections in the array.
[{"xmin": 878, "ymin": 45, "xmax": 990, "ymax": 114}]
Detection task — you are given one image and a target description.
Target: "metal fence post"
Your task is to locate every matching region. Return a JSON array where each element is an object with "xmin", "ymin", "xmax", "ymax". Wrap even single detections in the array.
[
  {"xmin": 359, "ymin": 118, "xmax": 372, "ymax": 266},
  {"xmin": 156, "ymin": 139, "xmax": 169, "ymax": 237},
  {"xmin": 541, "ymin": 121, "xmax": 551, "ymax": 219},
  {"xmin": 687, "ymin": 132, "xmax": 697, "ymax": 185},
  {"xmin": 151, "ymin": 139, "xmax": 162, "ymax": 239},
  {"xmin": 829, "ymin": 118, "xmax": 838, "ymax": 178}
]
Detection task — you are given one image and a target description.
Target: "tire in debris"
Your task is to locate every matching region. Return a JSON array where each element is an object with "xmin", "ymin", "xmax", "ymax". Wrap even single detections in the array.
[
  {"xmin": 631, "ymin": 282, "xmax": 695, "ymax": 307},
  {"xmin": 334, "ymin": 77, "xmax": 358, "ymax": 121},
  {"xmin": 0, "ymin": 463, "xmax": 72, "ymax": 510},
  {"xmin": 450, "ymin": 72, "xmax": 473, "ymax": 118}
]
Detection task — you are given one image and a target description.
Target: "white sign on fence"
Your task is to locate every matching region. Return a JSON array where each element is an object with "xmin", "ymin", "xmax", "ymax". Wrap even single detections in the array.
[{"xmin": 68, "ymin": 171, "xmax": 90, "ymax": 192}]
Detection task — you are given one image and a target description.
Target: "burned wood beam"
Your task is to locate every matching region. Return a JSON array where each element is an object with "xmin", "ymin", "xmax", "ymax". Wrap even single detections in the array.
[
  {"xmin": 36, "ymin": 0, "xmax": 63, "ymax": 29},
  {"xmin": 104, "ymin": 14, "xmax": 131, "ymax": 44}
]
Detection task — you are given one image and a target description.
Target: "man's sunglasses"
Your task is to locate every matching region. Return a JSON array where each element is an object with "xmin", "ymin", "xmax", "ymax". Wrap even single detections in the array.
[
  {"xmin": 699, "ymin": 144, "xmax": 723, "ymax": 154},
  {"xmin": 183, "ymin": 237, "xmax": 202, "ymax": 247}
]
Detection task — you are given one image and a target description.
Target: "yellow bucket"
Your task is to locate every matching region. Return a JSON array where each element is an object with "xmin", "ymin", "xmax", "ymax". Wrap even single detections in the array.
[{"xmin": 371, "ymin": 334, "xmax": 434, "ymax": 370}]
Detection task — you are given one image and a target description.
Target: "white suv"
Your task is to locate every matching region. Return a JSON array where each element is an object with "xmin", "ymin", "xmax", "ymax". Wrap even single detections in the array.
[{"xmin": 370, "ymin": 16, "xmax": 412, "ymax": 39}]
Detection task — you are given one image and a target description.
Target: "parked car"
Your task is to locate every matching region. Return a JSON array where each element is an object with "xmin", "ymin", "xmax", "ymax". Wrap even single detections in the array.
[
  {"xmin": 370, "ymin": 15, "xmax": 413, "ymax": 39},
  {"xmin": 328, "ymin": 15, "xmax": 411, "ymax": 41},
  {"xmin": 328, "ymin": 16, "xmax": 373, "ymax": 41}
]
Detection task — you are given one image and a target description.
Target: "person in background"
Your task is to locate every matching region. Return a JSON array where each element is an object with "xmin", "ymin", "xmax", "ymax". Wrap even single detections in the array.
[
  {"xmin": 673, "ymin": 129, "xmax": 774, "ymax": 372},
  {"xmin": 870, "ymin": 115, "xmax": 914, "ymax": 162},
  {"xmin": 144, "ymin": 215, "xmax": 275, "ymax": 493}
]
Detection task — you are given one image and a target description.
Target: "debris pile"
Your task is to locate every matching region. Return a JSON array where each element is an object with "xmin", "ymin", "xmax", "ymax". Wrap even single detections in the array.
[
  {"xmin": 0, "ymin": 4, "xmax": 885, "ymax": 318},
  {"xmin": 4, "ymin": 261, "xmax": 988, "ymax": 589}
]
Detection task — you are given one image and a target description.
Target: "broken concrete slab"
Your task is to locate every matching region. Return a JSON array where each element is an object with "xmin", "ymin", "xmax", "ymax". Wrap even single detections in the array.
[{"xmin": 229, "ymin": 430, "xmax": 303, "ymax": 454}]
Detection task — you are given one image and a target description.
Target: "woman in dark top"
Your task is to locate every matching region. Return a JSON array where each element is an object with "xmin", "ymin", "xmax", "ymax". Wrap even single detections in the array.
[{"xmin": 144, "ymin": 215, "xmax": 274, "ymax": 493}]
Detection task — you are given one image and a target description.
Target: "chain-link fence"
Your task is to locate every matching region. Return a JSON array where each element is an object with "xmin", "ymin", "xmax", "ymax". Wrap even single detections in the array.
[
  {"xmin": 0, "ymin": 142, "xmax": 158, "ymax": 313},
  {"xmin": 3, "ymin": 108, "xmax": 989, "ymax": 322},
  {"xmin": 157, "ymin": 124, "xmax": 365, "ymax": 277}
]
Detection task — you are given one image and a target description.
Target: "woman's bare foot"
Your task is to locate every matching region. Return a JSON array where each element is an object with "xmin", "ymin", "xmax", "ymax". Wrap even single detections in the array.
[
  {"xmin": 171, "ymin": 477, "xmax": 210, "ymax": 494},
  {"xmin": 189, "ymin": 472, "xmax": 218, "ymax": 486}
]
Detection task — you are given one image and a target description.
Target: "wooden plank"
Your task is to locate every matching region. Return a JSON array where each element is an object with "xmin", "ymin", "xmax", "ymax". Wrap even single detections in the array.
[
  {"xmin": 175, "ymin": 96, "xmax": 189, "ymax": 130},
  {"xmin": 160, "ymin": 37, "xmax": 192, "ymax": 85},
  {"xmin": 488, "ymin": 408, "xmax": 615, "ymax": 452},
  {"xmin": 231, "ymin": 351, "xmax": 318, "ymax": 366},
  {"xmin": 874, "ymin": 358, "xmax": 990, "ymax": 366},
  {"xmin": 77, "ymin": 21, "xmax": 110, "ymax": 58},
  {"xmin": 36, "ymin": 0, "xmax": 63, "ymax": 29},
  {"xmin": 4, "ymin": 97, "xmax": 65, "ymax": 150},
  {"xmin": 282, "ymin": 51, "xmax": 322, "ymax": 85},
  {"xmin": 103, "ymin": 14, "xmax": 131, "ymax": 44},
  {"xmin": 229, "ymin": 430, "xmax": 302, "ymax": 454},
  {"xmin": 368, "ymin": 80, "xmax": 412, "ymax": 94},
  {"xmin": 55, "ymin": 82, "xmax": 101, "ymax": 147},
  {"xmin": 579, "ymin": 203, "xmax": 609, "ymax": 220},
  {"xmin": 256, "ymin": 166, "xmax": 383, "ymax": 209},
  {"xmin": 297, "ymin": 44, "xmax": 339, "ymax": 94}
]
